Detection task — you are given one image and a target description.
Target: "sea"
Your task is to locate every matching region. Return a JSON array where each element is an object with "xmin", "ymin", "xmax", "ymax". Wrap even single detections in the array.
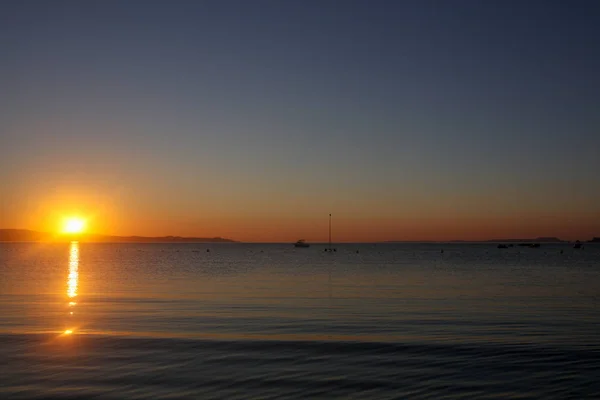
[{"xmin": 0, "ymin": 242, "xmax": 599, "ymax": 399}]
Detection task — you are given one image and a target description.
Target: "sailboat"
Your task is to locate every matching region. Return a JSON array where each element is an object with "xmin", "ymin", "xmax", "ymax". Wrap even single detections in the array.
[
  {"xmin": 326, "ymin": 213, "xmax": 334, "ymax": 252},
  {"xmin": 294, "ymin": 239, "xmax": 310, "ymax": 248}
]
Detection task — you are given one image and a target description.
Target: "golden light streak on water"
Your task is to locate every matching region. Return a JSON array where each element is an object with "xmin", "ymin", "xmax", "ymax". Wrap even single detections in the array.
[
  {"xmin": 68, "ymin": 242, "xmax": 79, "ymax": 299},
  {"xmin": 64, "ymin": 241, "xmax": 80, "ymax": 335}
]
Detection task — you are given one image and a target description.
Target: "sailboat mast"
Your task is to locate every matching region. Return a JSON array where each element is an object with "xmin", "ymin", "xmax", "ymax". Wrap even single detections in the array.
[{"xmin": 329, "ymin": 213, "xmax": 332, "ymax": 251}]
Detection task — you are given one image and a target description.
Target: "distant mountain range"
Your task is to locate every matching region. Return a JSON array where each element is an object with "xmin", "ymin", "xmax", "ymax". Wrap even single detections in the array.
[
  {"xmin": 0, "ymin": 229, "xmax": 236, "ymax": 243},
  {"xmin": 2, "ymin": 229, "xmax": 598, "ymax": 244},
  {"xmin": 386, "ymin": 237, "xmax": 598, "ymax": 243},
  {"xmin": 481, "ymin": 237, "xmax": 564, "ymax": 243},
  {"xmin": 468, "ymin": 237, "xmax": 598, "ymax": 243}
]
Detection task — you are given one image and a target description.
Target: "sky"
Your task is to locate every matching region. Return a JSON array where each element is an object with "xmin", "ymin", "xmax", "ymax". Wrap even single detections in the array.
[{"xmin": 1, "ymin": 0, "xmax": 599, "ymax": 242}]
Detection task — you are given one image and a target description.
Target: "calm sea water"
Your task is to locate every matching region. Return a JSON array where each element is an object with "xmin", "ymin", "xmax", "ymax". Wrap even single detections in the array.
[{"xmin": 0, "ymin": 242, "xmax": 599, "ymax": 399}]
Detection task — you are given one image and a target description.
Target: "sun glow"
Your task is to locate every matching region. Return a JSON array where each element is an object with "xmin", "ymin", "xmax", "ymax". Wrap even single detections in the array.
[{"xmin": 63, "ymin": 217, "xmax": 86, "ymax": 234}]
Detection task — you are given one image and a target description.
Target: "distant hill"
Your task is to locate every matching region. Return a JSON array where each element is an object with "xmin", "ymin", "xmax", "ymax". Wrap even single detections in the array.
[
  {"xmin": 482, "ymin": 237, "xmax": 564, "ymax": 243},
  {"xmin": 0, "ymin": 229, "xmax": 236, "ymax": 243},
  {"xmin": 85, "ymin": 234, "xmax": 236, "ymax": 243},
  {"xmin": 385, "ymin": 237, "xmax": 566, "ymax": 243}
]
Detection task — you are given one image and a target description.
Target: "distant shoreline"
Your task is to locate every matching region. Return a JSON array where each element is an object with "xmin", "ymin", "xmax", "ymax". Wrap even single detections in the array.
[
  {"xmin": 1, "ymin": 229, "xmax": 598, "ymax": 244},
  {"xmin": 385, "ymin": 239, "xmax": 598, "ymax": 244},
  {"xmin": 0, "ymin": 229, "xmax": 237, "ymax": 243}
]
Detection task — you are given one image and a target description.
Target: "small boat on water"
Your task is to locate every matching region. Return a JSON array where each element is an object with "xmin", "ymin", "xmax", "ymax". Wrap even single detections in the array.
[{"xmin": 294, "ymin": 239, "xmax": 310, "ymax": 248}]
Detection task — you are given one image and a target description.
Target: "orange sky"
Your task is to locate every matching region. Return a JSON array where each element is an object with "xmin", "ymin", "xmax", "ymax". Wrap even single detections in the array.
[{"xmin": 2, "ymin": 181, "xmax": 599, "ymax": 242}]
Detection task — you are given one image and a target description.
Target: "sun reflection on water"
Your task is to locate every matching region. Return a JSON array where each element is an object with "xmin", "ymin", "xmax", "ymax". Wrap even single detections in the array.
[
  {"xmin": 68, "ymin": 242, "xmax": 79, "ymax": 299},
  {"xmin": 65, "ymin": 241, "xmax": 79, "ymax": 335}
]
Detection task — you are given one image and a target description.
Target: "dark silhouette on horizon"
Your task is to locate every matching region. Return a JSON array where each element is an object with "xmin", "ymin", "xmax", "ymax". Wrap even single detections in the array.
[
  {"xmin": 2, "ymin": 229, "xmax": 600, "ymax": 244},
  {"xmin": 0, "ymin": 229, "xmax": 236, "ymax": 243}
]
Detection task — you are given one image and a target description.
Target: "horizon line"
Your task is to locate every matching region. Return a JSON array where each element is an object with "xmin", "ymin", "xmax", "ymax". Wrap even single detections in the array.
[{"xmin": 1, "ymin": 228, "xmax": 598, "ymax": 243}]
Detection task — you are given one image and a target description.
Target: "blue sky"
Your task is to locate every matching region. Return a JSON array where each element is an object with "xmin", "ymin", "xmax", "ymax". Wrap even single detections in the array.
[{"xmin": 1, "ymin": 0, "xmax": 599, "ymax": 240}]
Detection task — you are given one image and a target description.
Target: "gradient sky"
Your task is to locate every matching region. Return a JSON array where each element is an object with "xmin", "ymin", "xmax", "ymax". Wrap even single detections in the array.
[{"xmin": 2, "ymin": 0, "xmax": 599, "ymax": 242}]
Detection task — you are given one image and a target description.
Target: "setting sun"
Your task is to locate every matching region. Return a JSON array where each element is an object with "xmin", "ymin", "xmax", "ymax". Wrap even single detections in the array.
[{"xmin": 62, "ymin": 217, "xmax": 86, "ymax": 234}]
